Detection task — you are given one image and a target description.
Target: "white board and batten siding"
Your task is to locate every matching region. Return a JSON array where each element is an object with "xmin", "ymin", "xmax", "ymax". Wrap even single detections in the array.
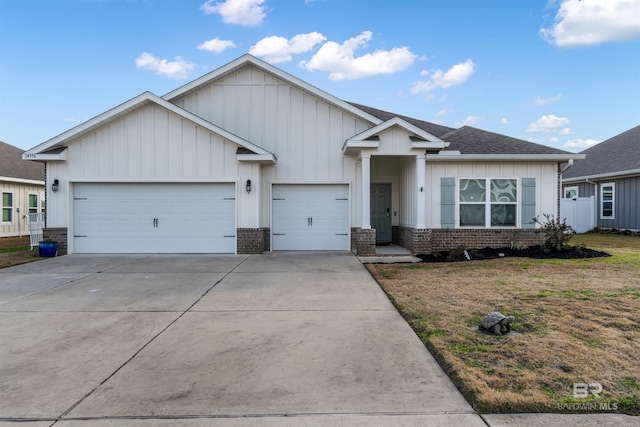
[
  {"xmin": 171, "ymin": 65, "xmax": 372, "ymax": 227},
  {"xmin": 44, "ymin": 102, "xmax": 251, "ymax": 253},
  {"xmin": 271, "ymin": 184, "xmax": 350, "ymax": 251},
  {"xmin": 425, "ymin": 162, "xmax": 559, "ymax": 228},
  {"xmin": 73, "ymin": 183, "xmax": 235, "ymax": 254}
]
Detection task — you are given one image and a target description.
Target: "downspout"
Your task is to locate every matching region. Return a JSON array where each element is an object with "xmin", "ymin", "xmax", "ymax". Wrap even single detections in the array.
[{"xmin": 560, "ymin": 158, "xmax": 574, "ymax": 174}]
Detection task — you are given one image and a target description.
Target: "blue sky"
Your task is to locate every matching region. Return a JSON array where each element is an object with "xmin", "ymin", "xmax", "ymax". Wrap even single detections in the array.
[{"xmin": 1, "ymin": 0, "xmax": 639, "ymax": 151}]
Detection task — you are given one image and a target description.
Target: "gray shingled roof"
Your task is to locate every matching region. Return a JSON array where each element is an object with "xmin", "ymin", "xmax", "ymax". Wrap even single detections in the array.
[
  {"xmin": 0, "ymin": 141, "xmax": 45, "ymax": 181},
  {"xmin": 563, "ymin": 125, "xmax": 640, "ymax": 179},
  {"xmin": 347, "ymin": 102, "xmax": 456, "ymax": 139},
  {"xmin": 348, "ymin": 103, "xmax": 571, "ymax": 155},
  {"xmin": 441, "ymin": 126, "xmax": 571, "ymax": 155}
]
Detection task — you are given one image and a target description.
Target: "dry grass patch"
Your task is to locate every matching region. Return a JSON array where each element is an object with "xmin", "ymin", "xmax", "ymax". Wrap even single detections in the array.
[
  {"xmin": 0, "ymin": 236, "xmax": 41, "ymax": 269},
  {"xmin": 367, "ymin": 234, "xmax": 640, "ymax": 415}
]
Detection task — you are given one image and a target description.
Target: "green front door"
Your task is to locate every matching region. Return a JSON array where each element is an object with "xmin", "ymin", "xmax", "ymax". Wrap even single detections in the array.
[{"xmin": 370, "ymin": 183, "xmax": 392, "ymax": 243}]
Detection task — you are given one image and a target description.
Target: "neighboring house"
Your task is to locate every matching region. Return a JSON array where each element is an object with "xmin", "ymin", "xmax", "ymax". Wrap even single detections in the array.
[
  {"xmin": 1, "ymin": 141, "xmax": 45, "ymax": 238},
  {"xmin": 23, "ymin": 54, "xmax": 582, "ymax": 255},
  {"xmin": 562, "ymin": 125, "xmax": 640, "ymax": 231}
]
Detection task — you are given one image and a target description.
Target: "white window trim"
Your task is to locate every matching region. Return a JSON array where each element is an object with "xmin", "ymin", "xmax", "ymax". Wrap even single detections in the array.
[
  {"xmin": 600, "ymin": 182, "xmax": 615, "ymax": 220},
  {"xmin": 28, "ymin": 193, "xmax": 40, "ymax": 214},
  {"xmin": 2, "ymin": 191, "xmax": 14, "ymax": 224},
  {"xmin": 564, "ymin": 186, "xmax": 579, "ymax": 199},
  {"xmin": 457, "ymin": 178, "xmax": 519, "ymax": 228}
]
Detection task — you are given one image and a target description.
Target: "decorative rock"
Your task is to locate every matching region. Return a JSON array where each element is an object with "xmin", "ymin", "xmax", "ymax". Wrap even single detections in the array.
[{"xmin": 479, "ymin": 312, "xmax": 515, "ymax": 335}]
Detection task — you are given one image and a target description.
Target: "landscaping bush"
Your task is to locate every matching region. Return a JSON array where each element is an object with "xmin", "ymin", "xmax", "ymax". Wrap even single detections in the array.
[{"xmin": 533, "ymin": 214, "xmax": 573, "ymax": 252}]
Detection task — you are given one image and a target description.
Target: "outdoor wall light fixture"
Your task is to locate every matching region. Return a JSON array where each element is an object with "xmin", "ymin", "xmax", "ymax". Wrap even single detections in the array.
[
  {"xmin": 52, "ymin": 179, "xmax": 59, "ymax": 193},
  {"xmin": 246, "ymin": 179, "xmax": 252, "ymax": 193}
]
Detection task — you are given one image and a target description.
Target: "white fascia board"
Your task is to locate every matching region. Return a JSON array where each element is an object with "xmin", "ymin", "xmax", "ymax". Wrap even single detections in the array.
[
  {"xmin": 426, "ymin": 153, "xmax": 586, "ymax": 162},
  {"xmin": 0, "ymin": 176, "xmax": 45, "ymax": 186},
  {"xmin": 23, "ymin": 91, "xmax": 275, "ymax": 161},
  {"xmin": 162, "ymin": 54, "xmax": 382, "ymax": 126},
  {"xmin": 23, "ymin": 92, "xmax": 157, "ymax": 156},
  {"xmin": 348, "ymin": 116, "xmax": 444, "ymax": 143},
  {"xmin": 22, "ymin": 150, "xmax": 68, "ymax": 162},
  {"xmin": 236, "ymin": 153, "xmax": 276, "ymax": 164},
  {"xmin": 342, "ymin": 140, "xmax": 380, "ymax": 155},
  {"xmin": 562, "ymin": 168, "xmax": 640, "ymax": 183},
  {"xmin": 411, "ymin": 141, "xmax": 449, "ymax": 150}
]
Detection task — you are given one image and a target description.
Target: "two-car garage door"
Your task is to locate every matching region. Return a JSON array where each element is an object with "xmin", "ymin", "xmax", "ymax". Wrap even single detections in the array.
[
  {"xmin": 73, "ymin": 183, "xmax": 350, "ymax": 253},
  {"xmin": 73, "ymin": 183, "xmax": 235, "ymax": 253}
]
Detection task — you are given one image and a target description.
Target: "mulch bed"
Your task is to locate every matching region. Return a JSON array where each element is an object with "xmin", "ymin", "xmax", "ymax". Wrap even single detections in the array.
[{"xmin": 418, "ymin": 245, "xmax": 610, "ymax": 263}]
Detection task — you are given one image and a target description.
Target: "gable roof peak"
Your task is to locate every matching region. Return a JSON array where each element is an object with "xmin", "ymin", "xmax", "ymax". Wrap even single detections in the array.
[{"xmin": 162, "ymin": 55, "xmax": 382, "ymax": 126}]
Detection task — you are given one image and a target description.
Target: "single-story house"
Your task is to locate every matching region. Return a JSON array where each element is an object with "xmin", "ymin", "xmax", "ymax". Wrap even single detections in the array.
[
  {"xmin": 23, "ymin": 54, "xmax": 583, "ymax": 255},
  {"xmin": 1, "ymin": 141, "xmax": 45, "ymax": 238},
  {"xmin": 562, "ymin": 125, "xmax": 639, "ymax": 231}
]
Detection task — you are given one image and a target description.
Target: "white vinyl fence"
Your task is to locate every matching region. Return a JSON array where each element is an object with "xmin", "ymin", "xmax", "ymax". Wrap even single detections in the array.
[
  {"xmin": 561, "ymin": 196, "xmax": 596, "ymax": 234},
  {"xmin": 28, "ymin": 212, "xmax": 44, "ymax": 250}
]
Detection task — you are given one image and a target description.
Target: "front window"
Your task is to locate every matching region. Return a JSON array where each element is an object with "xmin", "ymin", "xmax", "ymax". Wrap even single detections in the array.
[
  {"xmin": 28, "ymin": 194, "xmax": 39, "ymax": 214},
  {"xmin": 601, "ymin": 183, "xmax": 614, "ymax": 219},
  {"xmin": 459, "ymin": 179, "xmax": 486, "ymax": 226},
  {"xmin": 459, "ymin": 179, "xmax": 517, "ymax": 227},
  {"xmin": 2, "ymin": 192, "xmax": 13, "ymax": 223}
]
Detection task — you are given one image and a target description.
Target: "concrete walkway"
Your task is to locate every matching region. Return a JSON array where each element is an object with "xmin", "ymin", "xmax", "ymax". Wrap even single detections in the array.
[{"xmin": 0, "ymin": 253, "xmax": 637, "ymax": 426}]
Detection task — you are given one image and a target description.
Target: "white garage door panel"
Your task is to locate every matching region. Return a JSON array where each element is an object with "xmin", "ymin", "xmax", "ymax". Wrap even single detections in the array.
[
  {"xmin": 74, "ymin": 183, "xmax": 235, "ymax": 253},
  {"xmin": 272, "ymin": 184, "xmax": 349, "ymax": 251}
]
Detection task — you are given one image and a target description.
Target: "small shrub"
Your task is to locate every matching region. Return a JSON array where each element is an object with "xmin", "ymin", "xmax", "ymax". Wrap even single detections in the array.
[{"xmin": 533, "ymin": 214, "xmax": 574, "ymax": 252}]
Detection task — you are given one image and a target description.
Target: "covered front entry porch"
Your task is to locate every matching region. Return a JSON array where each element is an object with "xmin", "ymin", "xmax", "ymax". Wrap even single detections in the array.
[
  {"xmin": 362, "ymin": 154, "xmax": 428, "ymax": 256},
  {"xmin": 342, "ymin": 116, "xmax": 449, "ymax": 256}
]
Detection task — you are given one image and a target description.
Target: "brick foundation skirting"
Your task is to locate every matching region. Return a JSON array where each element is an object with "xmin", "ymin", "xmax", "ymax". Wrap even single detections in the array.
[
  {"xmin": 351, "ymin": 228, "xmax": 376, "ymax": 256},
  {"xmin": 393, "ymin": 226, "xmax": 544, "ymax": 255},
  {"xmin": 42, "ymin": 227, "xmax": 68, "ymax": 256},
  {"xmin": 237, "ymin": 228, "xmax": 265, "ymax": 254}
]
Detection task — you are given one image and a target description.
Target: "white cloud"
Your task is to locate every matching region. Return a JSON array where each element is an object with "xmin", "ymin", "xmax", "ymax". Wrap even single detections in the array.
[
  {"xmin": 410, "ymin": 59, "xmax": 475, "ymax": 94},
  {"xmin": 540, "ymin": 0, "xmax": 640, "ymax": 47},
  {"xmin": 135, "ymin": 52, "xmax": 194, "ymax": 79},
  {"xmin": 300, "ymin": 31, "xmax": 416, "ymax": 80},
  {"xmin": 201, "ymin": 0, "xmax": 266, "ymax": 27},
  {"xmin": 198, "ymin": 37, "xmax": 236, "ymax": 53},
  {"xmin": 559, "ymin": 127, "xmax": 576, "ymax": 135},
  {"xmin": 501, "ymin": 117, "xmax": 510, "ymax": 124},
  {"xmin": 526, "ymin": 114, "xmax": 571, "ymax": 133},
  {"xmin": 250, "ymin": 32, "xmax": 326, "ymax": 63},
  {"xmin": 459, "ymin": 116, "xmax": 481, "ymax": 127},
  {"xmin": 435, "ymin": 109, "xmax": 451, "ymax": 117},
  {"xmin": 534, "ymin": 93, "xmax": 562, "ymax": 105},
  {"xmin": 564, "ymin": 138, "xmax": 600, "ymax": 149}
]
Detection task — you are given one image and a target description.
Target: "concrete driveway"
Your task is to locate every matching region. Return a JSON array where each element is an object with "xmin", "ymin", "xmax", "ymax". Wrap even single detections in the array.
[{"xmin": 0, "ymin": 252, "xmax": 483, "ymax": 426}]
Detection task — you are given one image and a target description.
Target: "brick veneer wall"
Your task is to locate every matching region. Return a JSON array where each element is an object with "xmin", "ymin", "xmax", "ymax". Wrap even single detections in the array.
[
  {"xmin": 42, "ymin": 227, "xmax": 68, "ymax": 255},
  {"xmin": 392, "ymin": 226, "xmax": 544, "ymax": 255},
  {"xmin": 351, "ymin": 228, "xmax": 376, "ymax": 256},
  {"xmin": 237, "ymin": 228, "xmax": 265, "ymax": 254},
  {"xmin": 262, "ymin": 228, "xmax": 270, "ymax": 252}
]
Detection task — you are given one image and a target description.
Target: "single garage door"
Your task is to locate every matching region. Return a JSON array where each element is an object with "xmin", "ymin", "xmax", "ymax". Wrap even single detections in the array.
[
  {"xmin": 73, "ymin": 183, "xmax": 235, "ymax": 253},
  {"xmin": 272, "ymin": 184, "xmax": 349, "ymax": 251}
]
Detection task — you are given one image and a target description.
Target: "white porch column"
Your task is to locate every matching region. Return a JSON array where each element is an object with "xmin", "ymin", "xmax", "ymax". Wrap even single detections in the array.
[
  {"xmin": 361, "ymin": 153, "xmax": 371, "ymax": 229},
  {"xmin": 416, "ymin": 154, "xmax": 426, "ymax": 228}
]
